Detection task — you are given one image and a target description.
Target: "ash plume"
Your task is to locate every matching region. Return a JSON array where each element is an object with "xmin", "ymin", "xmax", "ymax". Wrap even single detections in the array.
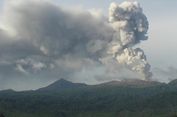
[
  {"xmin": 0, "ymin": 0, "xmax": 152, "ymax": 90},
  {"xmin": 108, "ymin": 1, "xmax": 152, "ymax": 80}
]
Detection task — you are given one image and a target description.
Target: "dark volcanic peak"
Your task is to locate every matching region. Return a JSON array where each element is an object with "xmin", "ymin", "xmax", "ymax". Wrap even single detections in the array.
[{"xmin": 38, "ymin": 79, "xmax": 87, "ymax": 91}]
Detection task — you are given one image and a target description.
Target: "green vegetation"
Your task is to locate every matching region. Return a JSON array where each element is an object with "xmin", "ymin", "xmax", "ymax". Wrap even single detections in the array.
[{"xmin": 0, "ymin": 79, "xmax": 177, "ymax": 117}]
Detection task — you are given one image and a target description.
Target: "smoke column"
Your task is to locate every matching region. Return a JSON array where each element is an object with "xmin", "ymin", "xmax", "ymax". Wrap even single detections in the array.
[
  {"xmin": 0, "ymin": 0, "xmax": 152, "ymax": 90},
  {"xmin": 107, "ymin": 1, "xmax": 152, "ymax": 80}
]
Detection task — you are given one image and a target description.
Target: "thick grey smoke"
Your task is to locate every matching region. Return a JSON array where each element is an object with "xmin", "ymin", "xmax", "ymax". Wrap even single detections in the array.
[
  {"xmin": 108, "ymin": 1, "xmax": 152, "ymax": 79},
  {"xmin": 0, "ymin": 0, "xmax": 151, "ymax": 90}
]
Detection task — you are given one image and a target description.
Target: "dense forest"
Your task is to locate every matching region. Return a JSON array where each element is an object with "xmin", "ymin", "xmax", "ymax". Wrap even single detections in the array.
[{"xmin": 0, "ymin": 79, "xmax": 177, "ymax": 117}]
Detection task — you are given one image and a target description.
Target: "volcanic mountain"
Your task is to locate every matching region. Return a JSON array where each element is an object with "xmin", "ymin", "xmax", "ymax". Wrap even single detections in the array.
[
  {"xmin": 1, "ymin": 79, "xmax": 177, "ymax": 117},
  {"xmin": 38, "ymin": 79, "xmax": 87, "ymax": 91},
  {"xmin": 39, "ymin": 78, "xmax": 163, "ymax": 91}
]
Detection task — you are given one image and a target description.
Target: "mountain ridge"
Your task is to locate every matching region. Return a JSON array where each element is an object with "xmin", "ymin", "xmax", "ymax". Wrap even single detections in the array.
[
  {"xmin": 98, "ymin": 79, "xmax": 163, "ymax": 88},
  {"xmin": 1, "ymin": 78, "xmax": 177, "ymax": 92},
  {"xmin": 1, "ymin": 78, "xmax": 177, "ymax": 117},
  {"xmin": 37, "ymin": 78, "xmax": 87, "ymax": 91},
  {"xmin": 36, "ymin": 78, "xmax": 168, "ymax": 92}
]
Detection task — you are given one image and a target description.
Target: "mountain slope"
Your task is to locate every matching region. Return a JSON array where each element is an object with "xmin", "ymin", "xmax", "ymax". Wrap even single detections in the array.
[
  {"xmin": 99, "ymin": 79, "xmax": 162, "ymax": 88},
  {"xmin": 37, "ymin": 79, "xmax": 87, "ymax": 91},
  {"xmin": 0, "ymin": 79, "xmax": 177, "ymax": 117},
  {"xmin": 169, "ymin": 79, "xmax": 177, "ymax": 86},
  {"xmin": 38, "ymin": 79, "xmax": 163, "ymax": 92}
]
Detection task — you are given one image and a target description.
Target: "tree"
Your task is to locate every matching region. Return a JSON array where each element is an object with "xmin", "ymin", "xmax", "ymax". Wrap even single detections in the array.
[{"xmin": 0, "ymin": 113, "xmax": 5, "ymax": 117}]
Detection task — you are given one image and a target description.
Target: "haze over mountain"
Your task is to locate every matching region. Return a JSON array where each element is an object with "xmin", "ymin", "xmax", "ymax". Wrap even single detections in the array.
[
  {"xmin": 0, "ymin": 0, "xmax": 176, "ymax": 117},
  {"xmin": 0, "ymin": 0, "xmax": 155, "ymax": 90},
  {"xmin": 0, "ymin": 0, "xmax": 175, "ymax": 91}
]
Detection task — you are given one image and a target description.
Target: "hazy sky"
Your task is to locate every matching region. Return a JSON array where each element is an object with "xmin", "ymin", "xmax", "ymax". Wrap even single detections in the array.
[
  {"xmin": 0, "ymin": 0, "xmax": 176, "ymax": 90},
  {"xmin": 0, "ymin": 1, "xmax": 176, "ymax": 67},
  {"xmin": 52, "ymin": 0, "xmax": 177, "ymax": 83},
  {"xmin": 54, "ymin": 0, "xmax": 177, "ymax": 68}
]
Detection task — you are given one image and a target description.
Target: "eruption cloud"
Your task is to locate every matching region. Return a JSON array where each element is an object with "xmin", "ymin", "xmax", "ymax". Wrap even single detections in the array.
[
  {"xmin": 0, "ymin": 0, "xmax": 152, "ymax": 90},
  {"xmin": 108, "ymin": 1, "xmax": 152, "ymax": 80}
]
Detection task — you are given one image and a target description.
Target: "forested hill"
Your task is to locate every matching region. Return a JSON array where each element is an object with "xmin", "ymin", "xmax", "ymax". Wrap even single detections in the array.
[{"xmin": 0, "ymin": 79, "xmax": 177, "ymax": 117}]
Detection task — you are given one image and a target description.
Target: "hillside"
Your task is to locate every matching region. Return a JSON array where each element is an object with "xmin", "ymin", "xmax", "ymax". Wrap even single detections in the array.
[
  {"xmin": 38, "ymin": 79, "xmax": 87, "ymax": 91},
  {"xmin": 0, "ymin": 79, "xmax": 177, "ymax": 117}
]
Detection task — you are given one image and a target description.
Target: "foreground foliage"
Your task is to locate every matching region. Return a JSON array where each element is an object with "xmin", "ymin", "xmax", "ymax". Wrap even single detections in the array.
[{"xmin": 0, "ymin": 79, "xmax": 177, "ymax": 117}]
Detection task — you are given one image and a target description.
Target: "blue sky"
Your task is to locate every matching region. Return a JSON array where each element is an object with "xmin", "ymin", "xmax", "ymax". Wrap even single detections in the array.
[{"xmin": 52, "ymin": 0, "xmax": 177, "ymax": 68}]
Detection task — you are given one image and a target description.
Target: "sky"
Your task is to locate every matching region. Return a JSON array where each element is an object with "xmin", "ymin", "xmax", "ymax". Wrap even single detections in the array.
[
  {"xmin": 54, "ymin": 0, "xmax": 177, "ymax": 68},
  {"xmin": 0, "ymin": 0, "xmax": 176, "ymax": 90},
  {"xmin": 53, "ymin": 0, "xmax": 177, "ymax": 82}
]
